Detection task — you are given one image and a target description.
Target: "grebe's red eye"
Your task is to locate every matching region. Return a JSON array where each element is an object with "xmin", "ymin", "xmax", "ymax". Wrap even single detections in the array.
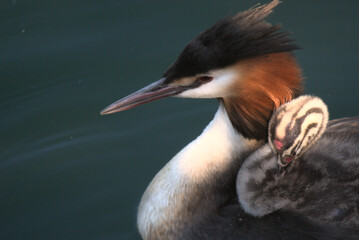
[{"xmin": 198, "ymin": 76, "xmax": 213, "ymax": 83}]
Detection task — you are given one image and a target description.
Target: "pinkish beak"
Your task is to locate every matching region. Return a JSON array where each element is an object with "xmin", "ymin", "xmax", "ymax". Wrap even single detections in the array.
[{"xmin": 100, "ymin": 78, "xmax": 187, "ymax": 115}]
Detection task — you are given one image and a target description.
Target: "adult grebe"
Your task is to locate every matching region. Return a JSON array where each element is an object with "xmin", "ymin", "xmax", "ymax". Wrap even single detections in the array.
[{"xmin": 101, "ymin": 1, "xmax": 359, "ymax": 239}]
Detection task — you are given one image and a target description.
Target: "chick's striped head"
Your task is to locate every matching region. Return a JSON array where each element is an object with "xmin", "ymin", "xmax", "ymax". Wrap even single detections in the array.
[{"xmin": 268, "ymin": 95, "xmax": 329, "ymax": 166}]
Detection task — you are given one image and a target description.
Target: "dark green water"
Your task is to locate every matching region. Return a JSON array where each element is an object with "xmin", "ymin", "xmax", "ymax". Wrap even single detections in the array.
[{"xmin": 1, "ymin": 0, "xmax": 358, "ymax": 239}]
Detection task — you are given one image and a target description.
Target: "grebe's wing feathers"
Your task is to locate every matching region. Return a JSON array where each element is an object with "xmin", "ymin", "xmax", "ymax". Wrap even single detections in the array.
[
  {"xmin": 184, "ymin": 200, "xmax": 359, "ymax": 240},
  {"xmin": 326, "ymin": 116, "xmax": 359, "ymax": 133}
]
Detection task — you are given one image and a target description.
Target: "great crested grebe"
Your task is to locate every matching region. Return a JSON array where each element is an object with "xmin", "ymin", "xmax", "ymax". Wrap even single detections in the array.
[
  {"xmin": 101, "ymin": 1, "xmax": 359, "ymax": 239},
  {"xmin": 238, "ymin": 95, "xmax": 359, "ymax": 229},
  {"xmin": 238, "ymin": 95, "xmax": 359, "ymax": 227}
]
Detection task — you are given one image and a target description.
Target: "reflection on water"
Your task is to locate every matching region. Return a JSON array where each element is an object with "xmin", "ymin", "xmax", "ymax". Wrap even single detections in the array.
[{"xmin": 1, "ymin": 0, "xmax": 358, "ymax": 239}]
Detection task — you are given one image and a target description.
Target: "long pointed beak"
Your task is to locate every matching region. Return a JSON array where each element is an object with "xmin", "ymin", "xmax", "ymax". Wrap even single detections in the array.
[{"xmin": 100, "ymin": 78, "xmax": 187, "ymax": 115}]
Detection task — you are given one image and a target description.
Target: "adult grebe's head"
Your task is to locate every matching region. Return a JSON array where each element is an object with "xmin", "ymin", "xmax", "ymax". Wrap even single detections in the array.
[{"xmin": 101, "ymin": 0, "xmax": 302, "ymax": 140}]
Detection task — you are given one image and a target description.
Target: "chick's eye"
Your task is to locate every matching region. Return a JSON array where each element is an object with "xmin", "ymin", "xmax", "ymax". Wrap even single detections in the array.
[{"xmin": 198, "ymin": 76, "xmax": 213, "ymax": 84}]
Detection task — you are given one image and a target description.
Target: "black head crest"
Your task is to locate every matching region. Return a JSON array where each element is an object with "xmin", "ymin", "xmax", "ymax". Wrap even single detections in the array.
[{"xmin": 163, "ymin": 0, "xmax": 299, "ymax": 82}]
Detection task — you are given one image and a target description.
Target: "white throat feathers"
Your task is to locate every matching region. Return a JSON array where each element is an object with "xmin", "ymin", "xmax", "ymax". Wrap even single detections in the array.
[{"xmin": 137, "ymin": 106, "xmax": 260, "ymax": 240}]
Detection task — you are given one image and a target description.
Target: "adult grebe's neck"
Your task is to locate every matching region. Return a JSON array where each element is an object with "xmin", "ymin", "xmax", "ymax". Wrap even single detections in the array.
[
  {"xmin": 222, "ymin": 53, "xmax": 303, "ymax": 140},
  {"xmin": 175, "ymin": 105, "xmax": 259, "ymax": 180},
  {"xmin": 137, "ymin": 106, "xmax": 260, "ymax": 240}
]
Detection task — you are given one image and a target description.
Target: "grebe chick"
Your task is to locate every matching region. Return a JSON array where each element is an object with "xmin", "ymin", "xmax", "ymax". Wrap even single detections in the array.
[{"xmin": 237, "ymin": 96, "xmax": 359, "ymax": 228}]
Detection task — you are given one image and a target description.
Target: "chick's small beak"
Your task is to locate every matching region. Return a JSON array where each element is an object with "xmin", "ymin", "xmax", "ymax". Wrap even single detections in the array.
[{"xmin": 100, "ymin": 78, "xmax": 187, "ymax": 115}]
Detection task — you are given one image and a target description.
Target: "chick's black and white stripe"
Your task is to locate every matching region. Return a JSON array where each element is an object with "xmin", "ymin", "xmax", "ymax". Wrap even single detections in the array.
[{"xmin": 268, "ymin": 96, "xmax": 329, "ymax": 166}]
